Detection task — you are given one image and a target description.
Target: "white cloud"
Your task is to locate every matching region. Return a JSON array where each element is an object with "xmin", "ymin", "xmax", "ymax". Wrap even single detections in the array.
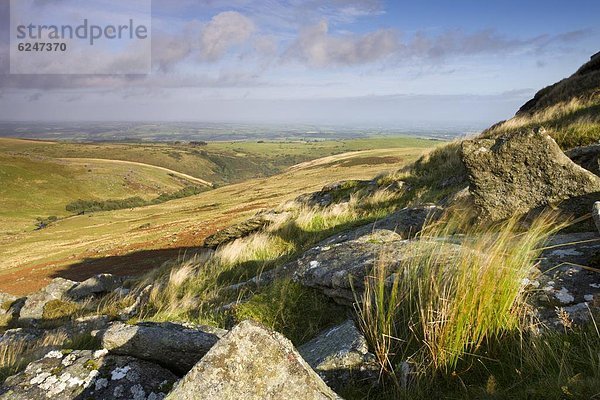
[
  {"xmin": 285, "ymin": 20, "xmax": 399, "ymax": 67},
  {"xmin": 199, "ymin": 11, "xmax": 256, "ymax": 61}
]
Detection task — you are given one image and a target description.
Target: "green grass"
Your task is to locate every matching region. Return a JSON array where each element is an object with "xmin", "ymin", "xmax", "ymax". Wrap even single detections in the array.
[
  {"xmin": 65, "ymin": 185, "xmax": 206, "ymax": 214},
  {"xmin": 232, "ymin": 278, "xmax": 347, "ymax": 345},
  {"xmin": 0, "ymin": 136, "xmax": 435, "ymax": 186},
  {"xmin": 0, "ymin": 151, "xmax": 192, "ymax": 233},
  {"xmin": 120, "ymin": 185, "xmax": 408, "ymax": 331},
  {"xmin": 351, "ymin": 212, "xmax": 598, "ymax": 399}
]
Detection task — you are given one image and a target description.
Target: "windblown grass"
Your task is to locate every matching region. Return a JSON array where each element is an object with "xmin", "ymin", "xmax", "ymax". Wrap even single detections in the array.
[
  {"xmin": 355, "ymin": 213, "xmax": 566, "ymax": 394},
  {"xmin": 0, "ymin": 330, "xmax": 68, "ymax": 384},
  {"xmin": 484, "ymin": 96, "xmax": 600, "ymax": 149},
  {"xmin": 127, "ymin": 187, "xmax": 406, "ymax": 329}
]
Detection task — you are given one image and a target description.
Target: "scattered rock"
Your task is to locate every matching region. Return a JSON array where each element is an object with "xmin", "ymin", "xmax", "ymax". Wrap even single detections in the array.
[
  {"xmin": 0, "ymin": 349, "xmax": 177, "ymax": 400},
  {"xmin": 66, "ymin": 274, "xmax": 124, "ymax": 301},
  {"xmin": 296, "ymin": 180, "xmax": 376, "ymax": 208},
  {"xmin": 18, "ymin": 279, "xmax": 78, "ymax": 326},
  {"xmin": 119, "ymin": 285, "xmax": 152, "ymax": 321},
  {"xmin": 0, "ymin": 294, "xmax": 24, "ymax": 325},
  {"xmin": 566, "ymin": 144, "xmax": 600, "ymax": 177},
  {"xmin": 593, "ymin": 202, "xmax": 600, "ymax": 234},
  {"xmin": 101, "ymin": 321, "xmax": 227, "ymax": 375},
  {"xmin": 166, "ymin": 320, "xmax": 341, "ymax": 400},
  {"xmin": 461, "ymin": 130, "xmax": 600, "ymax": 222},
  {"xmin": 203, "ymin": 211, "xmax": 286, "ymax": 249},
  {"xmin": 298, "ymin": 320, "xmax": 378, "ymax": 389},
  {"xmin": 526, "ymin": 232, "xmax": 600, "ymax": 330}
]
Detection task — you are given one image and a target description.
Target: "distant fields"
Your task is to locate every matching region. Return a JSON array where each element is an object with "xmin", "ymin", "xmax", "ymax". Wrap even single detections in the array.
[
  {"xmin": 0, "ymin": 136, "xmax": 439, "ymax": 294},
  {"xmin": 0, "ymin": 136, "xmax": 436, "ymax": 184}
]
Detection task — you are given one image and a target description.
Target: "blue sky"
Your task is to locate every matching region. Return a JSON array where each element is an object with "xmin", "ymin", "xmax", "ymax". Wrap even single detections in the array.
[{"xmin": 0, "ymin": 0, "xmax": 598, "ymax": 127}]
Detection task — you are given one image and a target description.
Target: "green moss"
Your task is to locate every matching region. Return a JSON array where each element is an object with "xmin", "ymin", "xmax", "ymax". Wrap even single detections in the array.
[
  {"xmin": 84, "ymin": 359, "xmax": 100, "ymax": 371},
  {"xmin": 0, "ymin": 301, "xmax": 13, "ymax": 312},
  {"xmin": 41, "ymin": 299, "xmax": 80, "ymax": 328},
  {"xmin": 232, "ymin": 278, "xmax": 348, "ymax": 345},
  {"xmin": 50, "ymin": 365, "xmax": 64, "ymax": 375}
]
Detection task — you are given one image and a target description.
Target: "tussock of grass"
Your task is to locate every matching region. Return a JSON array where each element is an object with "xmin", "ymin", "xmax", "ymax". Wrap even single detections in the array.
[
  {"xmin": 356, "ymin": 213, "xmax": 564, "ymax": 392},
  {"xmin": 41, "ymin": 299, "xmax": 81, "ymax": 329},
  {"xmin": 380, "ymin": 142, "xmax": 467, "ymax": 205}
]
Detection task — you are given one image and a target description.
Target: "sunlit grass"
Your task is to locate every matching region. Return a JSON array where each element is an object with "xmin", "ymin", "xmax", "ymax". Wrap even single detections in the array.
[{"xmin": 355, "ymin": 213, "xmax": 565, "ymax": 393}]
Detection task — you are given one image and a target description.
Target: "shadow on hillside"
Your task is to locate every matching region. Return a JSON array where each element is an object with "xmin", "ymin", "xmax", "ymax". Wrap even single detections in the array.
[{"xmin": 49, "ymin": 246, "xmax": 208, "ymax": 282}]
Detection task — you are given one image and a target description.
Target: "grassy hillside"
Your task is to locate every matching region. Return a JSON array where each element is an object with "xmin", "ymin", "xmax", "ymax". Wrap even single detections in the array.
[
  {"xmin": 0, "ymin": 136, "xmax": 436, "ymax": 185},
  {"xmin": 0, "ymin": 136, "xmax": 435, "ymax": 234},
  {"xmin": 0, "ymin": 151, "xmax": 199, "ymax": 234},
  {"xmin": 0, "ymin": 145, "xmax": 435, "ymax": 295}
]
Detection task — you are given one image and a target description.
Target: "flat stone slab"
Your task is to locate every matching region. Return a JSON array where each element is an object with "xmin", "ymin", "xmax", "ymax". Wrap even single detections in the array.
[{"xmin": 101, "ymin": 321, "xmax": 227, "ymax": 375}]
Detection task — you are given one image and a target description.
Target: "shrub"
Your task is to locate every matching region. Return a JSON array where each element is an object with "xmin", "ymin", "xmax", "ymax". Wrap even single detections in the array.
[{"xmin": 65, "ymin": 186, "xmax": 206, "ymax": 214}]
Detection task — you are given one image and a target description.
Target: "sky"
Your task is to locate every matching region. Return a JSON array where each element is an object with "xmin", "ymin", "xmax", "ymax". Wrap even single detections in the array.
[{"xmin": 0, "ymin": 0, "xmax": 598, "ymax": 127}]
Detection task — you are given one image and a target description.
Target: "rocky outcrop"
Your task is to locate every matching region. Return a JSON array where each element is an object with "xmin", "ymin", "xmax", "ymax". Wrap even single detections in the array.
[
  {"xmin": 101, "ymin": 322, "xmax": 227, "ymax": 375},
  {"xmin": 18, "ymin": 278, "xmax": 78, "ymax": 326},
  {"xmin": 290, "ymin": 220, "xmax": 457, "ymax": 304},
  {"xmin": 299, "ymin": 320, "xmax": 378, "ymax": 389},
  {"xmin": 461, "ymin": 130, "xmax": 600, "ymax": 222},
  {"xmin": 295, "ymin": 180, "xmax": 379, "ymax": 208},
  {"xmin": 218, "ymin": 205, "xmax": 443, "ymax": 298},
  {"xmin": 166, "ymin": 320, "xmax": 341, "ymax": 400},
  {"xmin": 0, "ymin": 349, "xmax": 177, "ymax": 400},
  {"xmin": 291, "ymin": 229, "xmax": 405, "ymax": 304},
  {"xmin": 65, "ymin": 274, "xmax": 125, "ymax": 301}
]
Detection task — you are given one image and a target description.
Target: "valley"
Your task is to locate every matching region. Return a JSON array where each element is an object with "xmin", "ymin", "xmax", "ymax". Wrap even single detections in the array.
[{"xmin": 0, "ymin": 137, "xmax": 437, "ymax": 294}]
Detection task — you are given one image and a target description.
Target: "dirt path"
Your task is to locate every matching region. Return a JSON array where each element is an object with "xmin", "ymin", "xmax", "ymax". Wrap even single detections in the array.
[{"xmin": 59, "ymin": 157, "xmax": 214, "ymax": 187}]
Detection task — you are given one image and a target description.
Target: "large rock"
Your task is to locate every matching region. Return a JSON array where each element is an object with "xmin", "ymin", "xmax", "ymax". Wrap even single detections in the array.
[
  {"xmin": 66, "ymin": 274, "xmax": 124, "ymax": 301},
  {"xmin": 221, "ymin": 205, "xmax": 442, "ymax": 296},
  {"xmin": 166, "ymin": 320, "xmax": 341, "ymax": 400},
  {"xmin": 461, "ymin": 130, "xmax": 600, "ymax": 222},
  {"xmin": 0, "ymin": 349, "xmax": 177, "ymax": 400},
  {"xmin": 18, "ymin": 278, "xmax": 78, "ymax": 326},
  {"xmin": 290, "ymin": 229, "xmax": 405, "ymax": 304},
  {"xmin": 101, "ymin": 322, "xmax": 227, "ymax": 375},
  {"xmin": 289, "ymin": 223, "xmax": 458, "ymax": 305},
  {"xmin": 298, "ymin": 320, "xmax": 378, "ymax": 389}
]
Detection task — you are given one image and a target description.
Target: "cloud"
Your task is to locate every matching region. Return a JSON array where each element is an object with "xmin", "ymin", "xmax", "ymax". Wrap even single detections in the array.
[
  {"xmin": 283, "ymin": 23, "xmax": 592, "ymax": 68},
  {"xmin": 285, "ymin": 20, "xmax": 399, "ymax": 67},
  {"xmin": 199, "ymin": 11, "xmax": 255, "ymax": 61}
]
